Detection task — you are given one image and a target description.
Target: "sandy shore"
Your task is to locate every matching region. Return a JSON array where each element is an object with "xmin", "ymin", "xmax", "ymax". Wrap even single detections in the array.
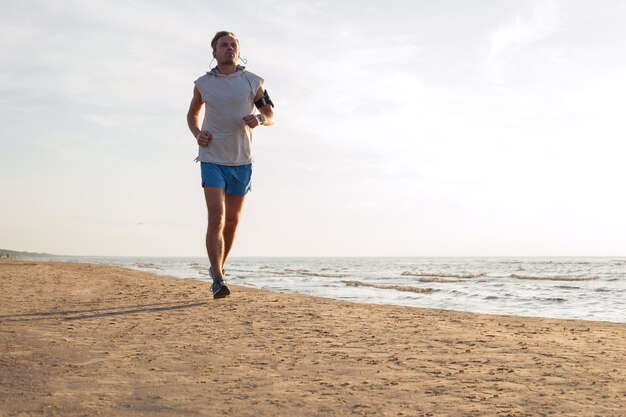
[{"xmin": 0, "ymin": 260, "xmax": 624, "ymax": 416}]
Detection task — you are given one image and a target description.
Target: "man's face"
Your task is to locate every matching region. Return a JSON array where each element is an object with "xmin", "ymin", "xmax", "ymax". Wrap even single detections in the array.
[{"xmin": 213, "ymin": 35, "xmax": 239, "ymax": 65}]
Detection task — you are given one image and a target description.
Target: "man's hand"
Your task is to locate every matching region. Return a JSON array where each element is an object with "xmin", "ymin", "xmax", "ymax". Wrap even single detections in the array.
[
  {"xmin": 242, "ymin": 114, "xmax": 261, "ymax": 129},
  {"xmin": 196, "ymin": 131, "xmax": 212, "ymax": 147}
]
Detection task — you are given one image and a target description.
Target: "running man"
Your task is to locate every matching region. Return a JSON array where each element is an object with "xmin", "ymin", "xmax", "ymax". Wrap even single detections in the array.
[{"xmin": 186, "ymin": 31, "xmax": 274, "ymax": 299}]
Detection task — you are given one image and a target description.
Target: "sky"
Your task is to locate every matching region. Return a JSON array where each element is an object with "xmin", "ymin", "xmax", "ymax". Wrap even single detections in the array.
[{"xmin": 1, "ymin": 0, "xmax": 625, "ymax": 257}]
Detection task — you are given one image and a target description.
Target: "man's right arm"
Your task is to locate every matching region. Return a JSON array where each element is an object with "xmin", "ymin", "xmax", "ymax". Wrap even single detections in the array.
[{"xmin": 187, "ymin": 86, "xmax": 211, "ymax": 147}]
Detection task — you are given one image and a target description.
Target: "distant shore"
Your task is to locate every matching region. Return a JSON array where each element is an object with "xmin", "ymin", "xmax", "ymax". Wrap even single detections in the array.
[
  {"xmin": 1, "ymin": 259, "xmax": 624, "ymax": 416},
  {"xmin": 0, "ymin": 249, "xmax": 58, "ymax": 259}
]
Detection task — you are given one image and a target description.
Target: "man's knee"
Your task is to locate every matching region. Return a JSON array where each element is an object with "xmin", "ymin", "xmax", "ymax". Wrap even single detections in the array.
[
  {"xmin": 224, "ymin": 214, "xmax": 241, "ymax": 231},
  {"xmin": 207, "ymin": 213, "xmax": 225, "ymax": 233}
]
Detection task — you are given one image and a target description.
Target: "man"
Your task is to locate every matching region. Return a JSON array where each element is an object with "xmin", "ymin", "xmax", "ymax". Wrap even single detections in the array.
[{"xmin": 187, "ymin": 31, "xmax": 274, "ymax": 299}]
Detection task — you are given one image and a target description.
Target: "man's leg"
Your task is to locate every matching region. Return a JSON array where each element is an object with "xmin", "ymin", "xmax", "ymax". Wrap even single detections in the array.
[
  {"xmin": 222, "ymin": 194, "xmax": 246, "ymax": 265},
  {"xmin": 204, "ymin": 186, "xmax": 226, "ymax": 280}
]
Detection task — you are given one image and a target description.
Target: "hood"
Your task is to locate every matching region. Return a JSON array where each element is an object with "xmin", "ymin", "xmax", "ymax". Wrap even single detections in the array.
[{"xmin": 207, "ymin": 65, "xmax": 246, "ymax": 77}]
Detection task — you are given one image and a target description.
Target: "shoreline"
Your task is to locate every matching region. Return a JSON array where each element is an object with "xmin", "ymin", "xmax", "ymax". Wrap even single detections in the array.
[
  {"xmin": 1, "ymin": 260, "xmax": 625, "ymax": 416},
  {"xmin": 29, "ymin": 255, "xmax": 626, "ymax": 324}
]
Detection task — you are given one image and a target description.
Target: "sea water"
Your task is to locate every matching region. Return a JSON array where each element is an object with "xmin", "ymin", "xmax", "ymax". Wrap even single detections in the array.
[{"xmin": 56, "ymin": 256, "xmax": 625, "ymax": 323}]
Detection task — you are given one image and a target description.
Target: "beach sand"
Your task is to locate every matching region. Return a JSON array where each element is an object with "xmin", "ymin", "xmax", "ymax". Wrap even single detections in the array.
[{"xmin": 1, "ymin": 260, "xmax": 624, "ymax": 416}]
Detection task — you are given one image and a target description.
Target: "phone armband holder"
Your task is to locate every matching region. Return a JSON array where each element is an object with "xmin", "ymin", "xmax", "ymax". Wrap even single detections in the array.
[{"xmin": 255, "ymin": 90, "xmax": 274, "ymax": 109}]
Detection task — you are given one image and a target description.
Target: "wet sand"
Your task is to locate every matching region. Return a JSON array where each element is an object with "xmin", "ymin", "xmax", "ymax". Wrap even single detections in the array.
[{"xmin": 1, "ymin": 260, "xmax": 624, "ymax": 416}]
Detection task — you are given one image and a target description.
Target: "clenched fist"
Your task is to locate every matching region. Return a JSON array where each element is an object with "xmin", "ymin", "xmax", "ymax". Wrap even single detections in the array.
[
  {"xmin": 242, "ymin": 114, "xmax": 261, "ymax": 128},
  {"xmin": 196, "ymin": 131, "xmax": 212, "ymax": 147}
]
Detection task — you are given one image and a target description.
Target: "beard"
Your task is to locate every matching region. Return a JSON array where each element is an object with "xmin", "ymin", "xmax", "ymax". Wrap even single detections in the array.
[{"xmin": 218, "ymin": 54, "xmax": 237, "ymax": 66}]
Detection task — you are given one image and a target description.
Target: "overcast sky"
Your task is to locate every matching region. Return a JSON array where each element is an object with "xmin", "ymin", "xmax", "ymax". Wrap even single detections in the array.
[{"xmin": 1, "ymin": 0, "xmax": 625, "ymax": 257}]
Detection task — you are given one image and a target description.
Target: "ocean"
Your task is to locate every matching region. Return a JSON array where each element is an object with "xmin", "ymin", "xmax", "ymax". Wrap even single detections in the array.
[{"xmin": 52, "ymin": 256, "xmax": 625, "ymax": 323}]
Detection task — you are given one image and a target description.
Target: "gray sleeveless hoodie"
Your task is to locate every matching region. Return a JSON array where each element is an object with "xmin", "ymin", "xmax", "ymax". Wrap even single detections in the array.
[{"xmin": 194, "ymin": 67, "xmax": 264, "ymax": 165}]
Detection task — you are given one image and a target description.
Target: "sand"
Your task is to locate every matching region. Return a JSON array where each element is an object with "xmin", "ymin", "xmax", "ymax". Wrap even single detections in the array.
[{"xmin": 1, "ymin": 260, "xmax": 624, "ymax": 416}]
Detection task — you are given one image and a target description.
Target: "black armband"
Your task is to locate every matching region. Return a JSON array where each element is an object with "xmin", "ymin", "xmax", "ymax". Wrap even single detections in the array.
[{"xmin": 254, "ymin": 89, "xmax": 274, "ymax": 109}]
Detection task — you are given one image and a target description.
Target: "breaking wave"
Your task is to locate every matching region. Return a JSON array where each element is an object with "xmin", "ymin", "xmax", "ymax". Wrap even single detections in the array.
[
  {"xmin": 288, "ymin": 270, "xmax": 348, "ymax": 278},
  {"xmin": 416, "ymin": 277, "xmax": 464, "ymax": 283},
  {"xmin": 133, "ymin": 262, "xmax": 163, "ymax": 270},
  {"xmin": 401, "ymin": 271, "xmax": 485, "ymax": 279},
  {"xmin": 343, "ymin": 280, "xmax": 433, "ymax": 294},
  {"xmin": 510, "ymin": 274, "xmax": 599, "ymax": 281}
]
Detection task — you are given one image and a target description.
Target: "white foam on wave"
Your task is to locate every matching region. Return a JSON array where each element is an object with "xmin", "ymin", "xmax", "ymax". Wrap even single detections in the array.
[
  {"xmin": 416, "ymin": 277, "xmax": 464, "ymax": 283},
  {"xmin": 401, "ymin": 271, "xmax": 485, "ymax": 279},
  {"xmin": 343, "ymin": 280, "xmax": 433, "ymax": 294},
  {"xmin": 223, "ymin": 266, "xmax": 348, "ymax": 279},
  {"xmin": 510, "ymin": 274, "xmax": 599, "ymax": 281},
  {"xmin": 268, "ymin": 268, "xmax": 348, "ymax": 278},
  {"xmin": 133, "ymin": 262, "xmax": 163, "ymax": 270}
]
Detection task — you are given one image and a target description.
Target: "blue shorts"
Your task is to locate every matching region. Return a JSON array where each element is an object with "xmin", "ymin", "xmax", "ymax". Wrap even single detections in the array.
[{"xmin": 200, "ymin": 162, "xmax": 252, "ymax": 196}]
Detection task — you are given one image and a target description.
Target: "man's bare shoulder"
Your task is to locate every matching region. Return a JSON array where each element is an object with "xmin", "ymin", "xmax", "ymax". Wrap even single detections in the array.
[
  {"xmin": 194, "ymin": 72, "xmax": 212, "ymax": 85},
  {"xmin": 243, "ymin": 70, "xmax": 264, "ymax": 82}
]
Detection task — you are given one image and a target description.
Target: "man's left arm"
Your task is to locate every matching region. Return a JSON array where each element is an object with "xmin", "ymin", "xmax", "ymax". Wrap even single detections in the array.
[{"xmin": 242, "ymin": 87, "xmax": 274, "ymax": 128}]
